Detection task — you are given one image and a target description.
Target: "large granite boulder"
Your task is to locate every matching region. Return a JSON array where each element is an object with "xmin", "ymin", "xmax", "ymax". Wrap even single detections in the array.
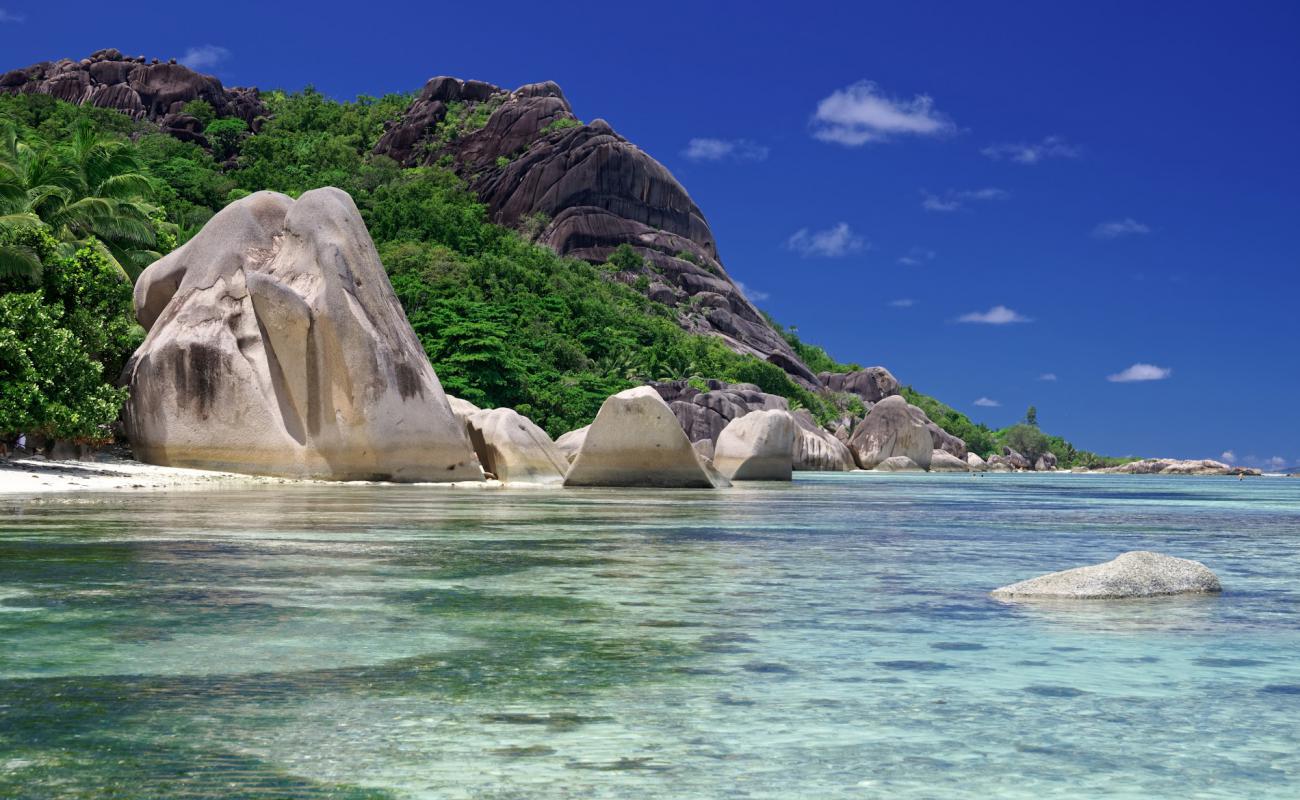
[
  {"xmin": 1001, "ymin": 447, "xmax": 1032, "ymax": 470},
  {"xmin": 713, "ymin": 410, "xmax": 796, "ymax": 481},
  {"xmin": 554, "ymin": 425, "xmax": 589, "ymax": 463},
  {"xmin": 874, "ymin": 456, "xmax": 924, "ymax": 472},
  {"xmin": 929, "ymin": 450, "xmax": 971, "ymax": 472},
  {"xmin": 465, "ymin": 408, "xmax": 568, "ymax": 485},
  {"xmin": 1035, "ymin": 452, "xmax": 1059, "ymax": 471},
  {"xmin": 652, "ymin": 380, "xmax": 788, "ymax": 444},
  {"xmin": 123, "ymin": 188, "xmax": 481, "ymax": 482},
  {"xmin": 991, "ymin": 551, "xmax": 1222, "ymax": 600},
  {"xmin": 967, "ymin": 452, "xmax": 988, "ymax": 471},
  {"xmin": 374, "ymin": 78, "xmax": 815, "ymax": 386},
  {"xmin": 563, "ymin": 387, "xmax": 730, "ymax": 488},
  {"xmin": 819, "ymin": 367, "xmax": 900, "ymax": 404},
  {"xmin": 847, "ymin": 395, "xmax": 933, "ymax": 470},
  {"xmin": 908, "ymin": 404, "xmax": 968, "ymax": 458},
  {"xmin": 445, "ymin": 395, "xmax": 482, "ymax": 423},
  {"xmin": 1, "ymin": 51, "xmax": 264, "ymax": 129},
  {"xmin": 791, "ymin": 409, "xmax": 856, "ymax": 471}
]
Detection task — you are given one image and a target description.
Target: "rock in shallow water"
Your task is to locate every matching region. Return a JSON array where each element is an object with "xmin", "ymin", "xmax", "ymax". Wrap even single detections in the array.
[
  {"xmin": 991, "ymin": 551, "xmax": 1222, "ymax": 600},
  {"xmin": 713, "ymin": 409, "xmax": 796, "ymax": 481},
  {"xmin": 563, "ymin": 387, "xmax": 729, "ymax": 488}
]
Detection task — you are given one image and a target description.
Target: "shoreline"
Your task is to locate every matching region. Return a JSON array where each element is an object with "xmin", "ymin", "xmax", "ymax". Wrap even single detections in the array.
[{"xmin": 1, "ymin": 455, "xmax": 1290, "ymax": 496}]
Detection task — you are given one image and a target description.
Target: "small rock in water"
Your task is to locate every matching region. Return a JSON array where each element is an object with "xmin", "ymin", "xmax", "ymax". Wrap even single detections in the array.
[{"xmin": 991, "ymin": 551, "xmax": 1222, "ymax": 600}]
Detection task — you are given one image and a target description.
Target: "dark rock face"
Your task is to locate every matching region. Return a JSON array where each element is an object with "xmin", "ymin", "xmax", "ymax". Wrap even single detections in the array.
[
  {"xmin": 651, "ymin": 380, "xmax": 788, "ymax": 444},
  {"xmin": 375, "ymin": 77, "xmax": 812, "ymax": 384},
  {"xmin": 1001, "ymin": 447, "xmax": 1032, "ymax": 470},
  {"xmin": 820, "ymin": 367, "xmax": 901, "ymax": 404},
  {"xmin": 1, "ymin": 50, "xmax": 265, "ymax": 129}
]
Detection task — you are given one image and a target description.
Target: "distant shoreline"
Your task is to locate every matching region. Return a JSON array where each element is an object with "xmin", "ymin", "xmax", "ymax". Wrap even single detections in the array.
[{"xmin": 0, "ymin": 455, "xmax": 1289, "ymax": 496}]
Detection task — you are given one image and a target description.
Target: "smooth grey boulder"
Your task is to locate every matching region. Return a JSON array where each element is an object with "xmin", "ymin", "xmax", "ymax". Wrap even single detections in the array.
[
  {"xmin": 991, "ymin": 551, "xmax": 1222, "ymax": 600},
  {"xmin": 929, "ymin": 449, "xmax": 971, "ymax": 472},
  {"xmin": 554, "ymin": 425, "xmax": 589, "ymax": 463},
  {"xmin": 713, "ymin": 409, "xmax": 796, "ymax": 481},
  {"xmin": 123, "ymin": 189, "xmax": 482, "ymax": 482},
  {"xmin": 791, "ymin": 409, "xmax": 856, "ymax": 471},
  {"xmin": 1001, "ymin": 447, "xmax": 1032, "ymax": 470},
  {"xmin": 465, "ymin": 408, "xmax": 567, "ymax": 484},
  {"xmin": 446, "ymin": 395, "xmax": 483, "ymax": 423},
  {"xmin": 848, "ymin": 395, "xmax": 933, "ymax": 470},
  {"xmin": 967, "ymin": 452, "xmax": 988, "ymax": 471},
  {"xmin": 1035, "ymin": 452, "xmax": 1059, "ymax": 471},
  {"xmin": 563, "ymin": 387, "xmax": 730, "ymax": 488},
  {"xmin": 874, "ymin": 456, "xmax": 924, "ymax": 472}
]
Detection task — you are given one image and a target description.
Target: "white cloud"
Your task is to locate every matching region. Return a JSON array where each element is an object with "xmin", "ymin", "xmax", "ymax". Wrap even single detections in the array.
[
  {"xmin": 1267, "ymin": 456, "xmax": 1288, "ymax": 471},
  {"xmin": 1222, "ymin": 452, "xmax": 1294, "ymax": 471},
  {"xmin": 179, "ymin": 45, "xmax": 230, "ymax": 71},
  {"xmin": 1220, "ymin": 450, "xmax": 1236, "ymax": 463},
  {"xmin": 810, "ymin": 80, "xmax": 955, "ymax": 146},
  {"xmin": 982, "ymin": 135, "xmax": 1079, "ymax": 164},
  {"xmin": 786, "ymin": 223, "xmax": 866, "ymax": 258},
  {"xmin": 1093, "ymin": 218, "xmax": 1150, "ymax": 239},
  {"xmin": 888, "ymin": 298, "xmax": 915, "ymax": 308},
  {"xmin": 1038, "ymin": 373, "xmax": 1058, "ymax": 381},
  {"xmin": 683, "ymin": 137, "xmax": 769, "ymax": 163},
  {"xmin": 1107, "ymin": 363, "xmax": 1172, "ymax": 382},
  {"xmin": 974, "ymin": 397, "xmax": 1001, "ymax": 407},
  {"xmin": 921, "ymin": 187, "xmax": 1007, "ymax": 212},
  {"xmin": 0, "ymin": 8, "xmax": 24, "ymax": 21},
  {"xmin": 897, "ymin": 247, "xmax": 936, "ymax": 266},
  {"xmin": 956, "ymin": 305, "xmax": 1032, "ymax": 324},
  {"xmin": 735, "ymin": 281, "xmax": 769, "ymax": 302}
]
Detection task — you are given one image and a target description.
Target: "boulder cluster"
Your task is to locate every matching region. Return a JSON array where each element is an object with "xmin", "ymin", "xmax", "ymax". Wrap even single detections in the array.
[
  {"xmin": 1, "ymin": 49, "xmax": 264, "ymax": 145},
  {"xmin": 1098, "ymin": 458, "xmax": 1261, "ymax": 477}
]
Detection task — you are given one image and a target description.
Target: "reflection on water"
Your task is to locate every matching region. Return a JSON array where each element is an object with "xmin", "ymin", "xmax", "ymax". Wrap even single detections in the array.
[{"xmin": 1, "ymin": 474, "xmax": 1298, "ymax": 798}]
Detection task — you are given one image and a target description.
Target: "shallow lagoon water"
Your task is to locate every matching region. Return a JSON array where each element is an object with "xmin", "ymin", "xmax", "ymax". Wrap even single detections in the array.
[{"xmin": 1, "ymin": 473, "xmax": 1298, "ymax": 799}]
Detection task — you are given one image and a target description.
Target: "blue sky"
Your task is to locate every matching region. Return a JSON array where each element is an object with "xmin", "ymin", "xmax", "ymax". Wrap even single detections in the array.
[{"xmin": 4, "ymin": 1, "xmax": 1297, "ymax": 466}]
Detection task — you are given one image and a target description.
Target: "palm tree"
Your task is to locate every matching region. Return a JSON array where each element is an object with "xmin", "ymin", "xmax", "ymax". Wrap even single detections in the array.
[{"xmin": 0, "ymin": 119, "xmax": 167, "ymax": 281}]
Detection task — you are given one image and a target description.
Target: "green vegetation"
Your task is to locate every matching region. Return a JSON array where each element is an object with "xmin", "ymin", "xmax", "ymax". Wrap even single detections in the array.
[
  {"xmin": 0, "ymin": 89, "xmax": 1113, "ymax": 457},
  {"xmin": 542, "ymin": 117, "xmax": 580, "ymax": 135}
]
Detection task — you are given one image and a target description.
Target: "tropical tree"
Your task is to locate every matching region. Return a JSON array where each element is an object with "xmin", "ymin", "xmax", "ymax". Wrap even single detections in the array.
[{"xmin": 0, "ymin": 119, "xmax": 168, "ymax": 279}]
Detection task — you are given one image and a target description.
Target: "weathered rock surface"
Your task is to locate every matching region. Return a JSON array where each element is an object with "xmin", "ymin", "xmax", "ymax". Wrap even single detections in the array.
[
  {"xmin": 1, "ymin": 50, "xmax": 264, "ymax": 130},
  {"xmin": 123, "ymin": 188, "xmax": 481, "ymax": 482},
  {"xmin": 1035, "ymin": 452, "xmax": 1059, "ymax": 471},
  {"xmin": 652, "ymin": 380, "xmax": 788, "ymax": 444},
  {"xmin": 1101, "ymin": 458, "xmax": 1260, "ymax": 476},
  {"xmin": 991, "ymin": 551, "xmax": 1222, "ymax": 600},
  {"xmin": 967, "ymin": 452, "xmax": 988, "ymax": 471},
  {"xmin": 847, "ymin": 395, "xmax": 934, "ymax": 470},
  {"xmin": 374, "ymin": 77, "xmax": 814, "ymax": 384},
  {"xmin": 929, "ymin": 449, "xmax": 971, "ymax": 472},
  {"xmin": 819, "ymin": 367, "xmax": 900, "ymax": 404},
  {"xmin": 713, "ymin": 410, "xmax": 796, "ymax": 481},
  {"xmin": 910, "ymin": 404, "xmax": 968, "ymax": 459},
  {"xmin": 874, "ymin": 456, "xmax": 924, "ymax": 472},
  {"xmin": 791, "ymin": 409, "xmax": 856, "ymax": 471},
  {"xmin": 563, "ymin": 387, "xmax": 729, "ymax": 488},
  {"xmin": 465, "ymin": 408, "xmax": 568, "ymax": 484},
  {"xmin": 554, "ymin": 425, "xmax": 589, "ymax": 463},
  {"xmin": 1001, "ymin": 447, "xmax": 1032, "ymax": 470},
  {"xmin": 446, "ymin": 395, "xmax": 482, "ymax": 423}
]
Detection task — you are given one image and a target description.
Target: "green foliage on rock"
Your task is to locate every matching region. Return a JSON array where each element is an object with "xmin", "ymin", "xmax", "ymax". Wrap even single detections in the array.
[{"xmin": 902, "ymin": 387, "xmax": 997, "ymax": 457}]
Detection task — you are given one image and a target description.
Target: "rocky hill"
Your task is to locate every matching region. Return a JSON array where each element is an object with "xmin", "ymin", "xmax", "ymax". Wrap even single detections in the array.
[
  {"xmin": 0, "ymin": 49, "xmax": 264, "ymax": 144},
  {"xmin": 2, "ymin": 54, "xmax": 814, "ymax": 386},
  {"xmin": 373, "ymin": 76, "xmax": 815, "ymax": 385}
]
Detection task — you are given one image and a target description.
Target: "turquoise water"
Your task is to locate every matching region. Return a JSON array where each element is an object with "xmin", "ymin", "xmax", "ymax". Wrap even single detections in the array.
[{"xmin": 1, "ymin": 474, "xmax": 1298, "ymax": 799}]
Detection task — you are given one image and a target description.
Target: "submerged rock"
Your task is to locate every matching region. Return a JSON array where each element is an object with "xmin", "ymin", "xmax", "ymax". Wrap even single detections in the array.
[
  {"xmin": 563, "ymin": 387, "xmax": 730, "ymax": 488},
  {"xmin": 713, "ymin": 409, "xmax": 796, "ymax": 481},
  {"xmin": 991, "ymin": 551, "xmax": 1222, "ymax": 600},
  {"xmin": 124, "ymin": 188, "xmax": 481, "ymax": 482},
  {"xmin": 848, "ymin": 395, "xmax": 933, "ymax": 470},
  {"xmin": 465, "ymin": 408, "xmax": 568, "ymax": 484}
]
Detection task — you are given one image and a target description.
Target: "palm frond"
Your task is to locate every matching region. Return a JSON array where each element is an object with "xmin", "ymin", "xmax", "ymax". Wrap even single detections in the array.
[{"xmin": 0, "ymin": 244, "xmax": 42, "ymax": 283}]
